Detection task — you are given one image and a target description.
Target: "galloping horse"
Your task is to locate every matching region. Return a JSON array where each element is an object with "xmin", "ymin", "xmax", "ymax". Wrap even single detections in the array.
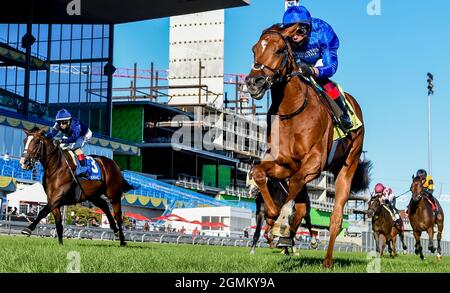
[
  {"xmin": 19, "ymin": 127, "xmax": 134, "ymax": 246},
  {"xmin": 245, "ymin": 24, "xmax": 370, "ymax": 267},
  {"xmin": 366, "ymin": 195, "xmax": 407, "ymax": 257},
  {"xmin": 409, "ymin": 175, "xmax": 444, "ymax": 260},
  {"xmin": 250, "ymin": 178, "xmax": 317, "ymax": 255}
]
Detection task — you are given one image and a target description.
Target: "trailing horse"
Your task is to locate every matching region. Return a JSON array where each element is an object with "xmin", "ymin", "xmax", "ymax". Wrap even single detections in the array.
[
  {"xmin": 409, "ymin": 175, "xmax": 444, "ymax": 260},
  {"xmin": 19, "ymin": 127, "xmax": 133, "ymax": 246},
  {"xmin": 245, "ymin": 24, "xmax": 370, "ymax": 267},
  {"xmin": 249, "ymin": 178, "xmax": 317, "ymax": 255},
  {"xmin": 366, "ymin": 195, "xmax": 407, "ymax": 257}
]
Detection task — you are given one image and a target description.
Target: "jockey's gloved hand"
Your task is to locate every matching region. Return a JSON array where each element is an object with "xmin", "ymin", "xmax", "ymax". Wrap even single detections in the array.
[
  {"xmin": 59, "ymin": 143, "xmax": 68, "ymax": 150},
  {"xmin": 299, "ymin": 63, "xmax": 315, "ymax": 77}
]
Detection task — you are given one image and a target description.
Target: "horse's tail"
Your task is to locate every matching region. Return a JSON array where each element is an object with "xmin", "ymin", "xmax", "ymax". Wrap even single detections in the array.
[
  {"xmin": 122, "ymin": 176, "xmax": 137, "ymax": 193},
  {"xmin": 351, "ymin": 160, "xmax": 372, "ymax": 194}
]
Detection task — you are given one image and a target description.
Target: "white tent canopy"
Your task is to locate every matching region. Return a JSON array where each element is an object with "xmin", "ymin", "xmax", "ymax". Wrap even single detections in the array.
[{"xmin": 7, "ymin": 183, "xmax": 47, "ymax": 209}]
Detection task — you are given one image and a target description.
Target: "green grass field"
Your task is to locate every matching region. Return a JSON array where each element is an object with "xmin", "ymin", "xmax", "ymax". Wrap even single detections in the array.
[{"xmin": 0, "ymin": 235, "xmax": 449, "ymax": 273}]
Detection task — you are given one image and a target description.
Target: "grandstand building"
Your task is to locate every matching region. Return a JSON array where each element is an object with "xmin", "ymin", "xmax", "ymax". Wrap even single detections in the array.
[
  {"xmin": 0, "ymin": 1, "xmax": 368, "ymax": 236},
  {"xmin": 0, "ymin": 1, "xmax": 251, "ymax": 220}
]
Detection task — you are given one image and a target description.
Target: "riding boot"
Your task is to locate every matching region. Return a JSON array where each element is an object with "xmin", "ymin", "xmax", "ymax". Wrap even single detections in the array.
[
  {"xmin": 77, "ymin": 157, "xmax": 89, "ymax": 178},
  {"xmin": 334, "ymin": 96, "xmax": 353, "ymax": 129}
]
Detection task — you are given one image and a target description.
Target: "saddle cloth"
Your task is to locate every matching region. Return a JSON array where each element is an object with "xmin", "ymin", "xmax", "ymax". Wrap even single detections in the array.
[
  {"xmin": 67, "ymin": 151, "xmax": 102, "ymax": 181},
  {"xmin": 382, "ymin": 204, "xmax": 395, "ymax": 221},
  {"xmin": 309, "ymin": 78, "xmax": 363, "ymax": 141}
]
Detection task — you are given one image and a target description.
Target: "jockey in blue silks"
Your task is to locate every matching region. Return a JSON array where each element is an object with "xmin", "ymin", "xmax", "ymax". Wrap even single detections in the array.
[
  {"xmin": 46, "ymin": 109, "xmax": 93, "ymax": 177},
  {"xmin": 283, "ymin": 5, "xmax": 352, "ymax": 129}
]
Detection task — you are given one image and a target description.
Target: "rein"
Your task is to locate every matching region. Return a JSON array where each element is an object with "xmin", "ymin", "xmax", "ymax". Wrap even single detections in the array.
[{"xmin": 254, "ymin": 30, "xmax": 309, "ymax": 121}]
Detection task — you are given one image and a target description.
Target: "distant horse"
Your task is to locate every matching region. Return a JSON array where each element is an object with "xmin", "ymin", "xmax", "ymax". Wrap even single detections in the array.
[
  {"xmin": 250, "ymin": 178, "xmax": 317, "ymax": 255},
  {"xmin": 245, "ymin": 24, "xmax": 370, "ymax": 267},
  {"xmin": 19, "ymin": 127, "xmax": 134, "ymax": 246},
  {"xmin": 409, "ymin": 175, "xmax": 444, "ymax": 260},
  {"xmin": 366, "ymin": 195, "xmax": 407, "ymax": 257}
]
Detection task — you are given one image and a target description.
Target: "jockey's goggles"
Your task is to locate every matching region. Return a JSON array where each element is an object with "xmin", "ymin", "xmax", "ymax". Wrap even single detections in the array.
[{"xmin": 296, "ymin": 25, "xmax": 310, "ymax": 36}]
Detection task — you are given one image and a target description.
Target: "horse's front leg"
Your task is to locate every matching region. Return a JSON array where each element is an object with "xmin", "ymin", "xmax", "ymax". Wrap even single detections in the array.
[
  {"xmin": 437, "ymin": 217, "xmax": 444, "ymax": 260},
  {"xmin": 272, "ymin": 160, "xmax": 320, "ymax": 238},
  {"xmin": 250, "ymin": 201, "xmax": 264, "ymax": 255},
  {"xmin": 22, "ymin": 198, "xmax": 61, "ymax": 236},
  {"xmin": 413, "ymin": 231, "xmax": 424, "ymax": 260},
  {"xmin": 374, "ymin": 232, "xmax": 380, "ymax": 254},
  {"xmin": 52, "ymin": 207, "xmax": 64, "ymax": 245},
  {"xmin": 427, "ymin": 227, "xmax": 436, "ymax": 253},
  {"xmin": 252, "ymin": 161, "xmax": 289, "ymax": 219}
]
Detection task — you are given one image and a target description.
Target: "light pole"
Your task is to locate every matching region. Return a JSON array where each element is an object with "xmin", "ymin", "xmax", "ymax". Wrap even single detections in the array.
[{"xmin": 427, "ymin": 73, "xmax": 434, "ymax": 175}]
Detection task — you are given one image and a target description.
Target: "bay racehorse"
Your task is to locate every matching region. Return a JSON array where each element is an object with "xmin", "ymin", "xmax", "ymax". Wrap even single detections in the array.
[
  {"xmin": 409, "ymin": 175, "xmax": 444, "ymax": 260},
  {"xmin": 366, "ymin": 195, "xmax": 407, "ymax": 257},
  {"xmin": 245, "ymin": 24, "xmax": 370, "ymax": 267},
  {"xmin": 250, "ymin": 177, "xmax": 317, "ymax": 255},
  {"xmin": 19, "ymin": 127, "xmax": 134, "ymax": 246}
]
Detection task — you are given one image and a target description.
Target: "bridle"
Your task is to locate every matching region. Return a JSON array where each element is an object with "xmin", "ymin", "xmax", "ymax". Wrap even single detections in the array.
[
  {"xmin": 366, "ymin": 196, "xmax": 381, "ymax": 217},
  {"xmin": 22, "ymin": 136, "xmax": 44, "ymax": 171},
  {"xmin": 411, "ymin": 178, "xmax": 425, "ymax": 203},
  {"xmin": 252, "ymin": 29, "xmax": 308, "ymax": 121},
  {"xmin": 252, "ymin": 30, "xmax": 292, "ymax": 88},
  {"xmin": 22, "ymin": 135, "xmax": 61, "ymax": 175}
]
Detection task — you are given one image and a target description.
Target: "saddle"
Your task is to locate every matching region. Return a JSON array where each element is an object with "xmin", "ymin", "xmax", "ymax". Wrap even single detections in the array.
[
  {"xmin": 67, "ymin": 150, "xmax": 102, "ymax": 181},
  {"xmin": 301, "ymin": 76, "xmax": 363, "ymax": 141}
]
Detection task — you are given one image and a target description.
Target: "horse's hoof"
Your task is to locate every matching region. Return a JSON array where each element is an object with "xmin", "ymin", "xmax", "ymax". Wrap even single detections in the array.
[
  {"xmin": 120, "ymin": 241, "xmax": 127, "ymax": 247},
  {"xmin": 310, "ymin": 238, "xmax": 318, "ymax": 249},
  {"xmin": 21, "ymin": 228, "xmax": 32, "ymax": 236},
  {"xmin": 322, "ymin": 259, "xmax": 333, "ymax": 269},
  {"xmin": 250, "ymin": 249, "xmax": 255, "ymax": 255},
  {"xmin": 437, "ymin": 254, "xmax": 443, "ymax": 261},
  {"xmin": 420, "ymin": 254, "xmax": 425, "ymax": 260},
  {"xmin": 402, "ymin": 250, "xmax": 408, "ymax": 255},
  {"xmin": 429, "ymin": 247, "xmax": 436, "ymax": 253},
  {"xmin": 277, "ymin": 237, "xmax": 292, "ymax": 248}
]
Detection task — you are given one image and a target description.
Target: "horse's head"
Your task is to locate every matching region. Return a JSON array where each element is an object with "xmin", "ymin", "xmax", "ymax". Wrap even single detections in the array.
[
  {"xmin": 245, "ymin": 24, "xmax": 300, "ymax": 100},
  {"xmin": 366, "ymin": 195, "xmax": 381, "ymax": 218},
  {"xmin": 410, "ymin": 175, "xmax": 425, "ymax": 203},
  {"xmin": 20, "ymin": 127, "xmax": 49, "ymax": 170}
]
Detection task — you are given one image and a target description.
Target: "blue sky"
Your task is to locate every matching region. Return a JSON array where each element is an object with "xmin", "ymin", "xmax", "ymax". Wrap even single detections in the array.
[{"xmin": 114, "ymin": 0, "xmax": 450, "ymax": 239}]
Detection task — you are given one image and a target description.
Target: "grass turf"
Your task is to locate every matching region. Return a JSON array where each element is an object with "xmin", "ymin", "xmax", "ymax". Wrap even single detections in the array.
[{"xmin": 0, "ymin": 235, "xmax": 448, "ymax": 273}]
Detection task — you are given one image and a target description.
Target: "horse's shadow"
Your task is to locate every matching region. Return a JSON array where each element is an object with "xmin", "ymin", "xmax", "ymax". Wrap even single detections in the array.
[
  {"xmin": 277, "ymin": 256, "xmax": 366, "ymax": 272},
  {"xmin": 66, "ymin": 240, "xmax": 152, "ymax": 250}
]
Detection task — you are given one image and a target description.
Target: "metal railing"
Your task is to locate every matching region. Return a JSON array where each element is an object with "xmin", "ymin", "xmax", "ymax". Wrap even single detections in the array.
[{"xmin": 0, "ymin": 220, "xmax": 358, "ymax": 252}]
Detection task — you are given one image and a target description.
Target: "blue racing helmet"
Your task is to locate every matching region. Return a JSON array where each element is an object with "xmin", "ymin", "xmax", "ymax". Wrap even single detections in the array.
[
  {"xmin": 283, "ymin": 5, "xmax": 312, "ymax": 27},
  {"xmin": 55, "ymin": 109, "xmax": 72, "ymax": 121}
]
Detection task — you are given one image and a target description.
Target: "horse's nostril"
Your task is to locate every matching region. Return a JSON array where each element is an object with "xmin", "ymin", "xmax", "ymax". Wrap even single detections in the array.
[{"xmin": 255, "ymin": 76, "xmax": 266, "ymax": 85}]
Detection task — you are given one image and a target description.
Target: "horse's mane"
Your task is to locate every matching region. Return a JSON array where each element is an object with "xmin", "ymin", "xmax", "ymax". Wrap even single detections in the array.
[
  {"xmin": 262, "ymin": 23, "xmax": 285, "ymax": 34},
  {"xmin": 30, "ymin": 126, "xmax": 41, "ymax": 133}
]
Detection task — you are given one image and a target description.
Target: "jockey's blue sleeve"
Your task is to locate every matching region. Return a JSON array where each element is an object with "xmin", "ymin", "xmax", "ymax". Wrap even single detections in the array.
[
  {"xmin": 63, "ymin": 120, "xmax": 82, "ymax": 143},
  {"xmin": 317, "ymin": 26, "xmax": 339, "ymax": 79},
  {"xmin": 46, "ymin": 123, "xmax": 60, "ymax": 139}
]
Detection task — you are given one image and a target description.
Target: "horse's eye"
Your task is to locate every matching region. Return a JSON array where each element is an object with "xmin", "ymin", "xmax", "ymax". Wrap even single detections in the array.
[{"xmin": 275, "ymin": 48, "xmax": 284, "ymax": 56}]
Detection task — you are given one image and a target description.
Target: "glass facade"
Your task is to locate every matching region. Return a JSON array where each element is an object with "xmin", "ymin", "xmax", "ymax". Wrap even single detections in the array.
[{"xmin": 0, "ymin": 23, "xmax": 112, "ymax": 135}]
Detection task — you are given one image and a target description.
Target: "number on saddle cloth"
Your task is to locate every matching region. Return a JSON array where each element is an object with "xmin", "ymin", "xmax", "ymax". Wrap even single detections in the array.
[{"xmin": 78, "ymin": 156, "xmax": 102, "ymax": 181}]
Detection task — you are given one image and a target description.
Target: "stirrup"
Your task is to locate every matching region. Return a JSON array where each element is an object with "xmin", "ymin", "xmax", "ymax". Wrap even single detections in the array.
[{"xmin": 340, "ymin": 115, "xmax": 353, "ymax": 129}]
